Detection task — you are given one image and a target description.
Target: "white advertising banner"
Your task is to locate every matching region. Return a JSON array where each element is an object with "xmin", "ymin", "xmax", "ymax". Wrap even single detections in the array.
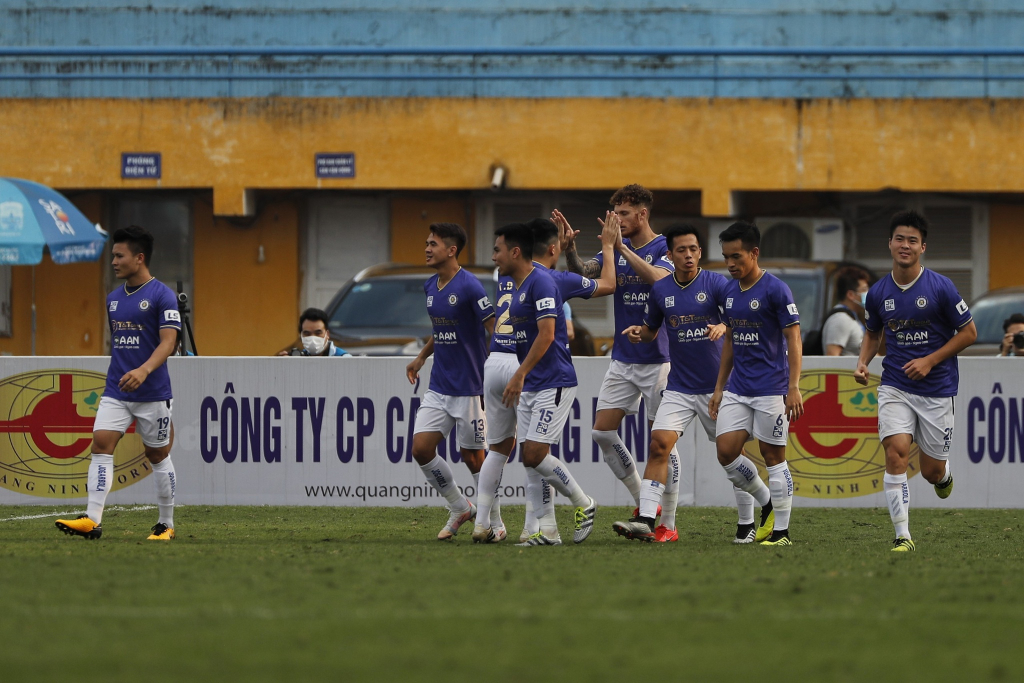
[{"xmin": 1, "ymin": 356, "xmax": 1021, "ymax": 508}]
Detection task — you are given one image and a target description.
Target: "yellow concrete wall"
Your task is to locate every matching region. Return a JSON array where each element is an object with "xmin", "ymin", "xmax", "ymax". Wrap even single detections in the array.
[
  {"xmin": 192, "ymin": 195, "xmax": 300, "ymax": 356},
  {"xmin": 390, "ymin": 196, "xmax": 473, "ymax": 265},
  {"xmin": 4, "ymin": 98, "xmax": 1024, "ymax": 216},
  {"xmin": 989, "ymin": 204, "xmax": 1024, "ymax": 290},
  {"xmin": 0, "ymin": 193, "xmax": 106, "ymax": 356}
]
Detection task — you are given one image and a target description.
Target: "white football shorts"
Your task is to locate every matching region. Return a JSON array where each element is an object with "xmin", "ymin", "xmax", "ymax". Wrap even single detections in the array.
[
  {"xmin": 483, "ymin": 351, "xmax": 520, "ymax": 445},
  {"xmin": 413, "ymin": 390, "xmax": 487, "ymax": 449},
  {"xmin": 93, "ymin": 396, "xmax": 173, "ymax": 448},
  {"xmin": 651, "ymin": 390, "xmax": 717, "ymax": 442},
  {"xmin": 516, "ymin": 386, "xmax": 578, "ymax": 445},
  {"xmin": 715, "ymin": 391, "xmax": 789, "ymax": 446},
  {"xmin": 877, "ymin": 385, "xmax": 954, "ymax": 460},
  {"xmin": 595, "ymin": 359, "xmax": 670, "ymax": 418}
]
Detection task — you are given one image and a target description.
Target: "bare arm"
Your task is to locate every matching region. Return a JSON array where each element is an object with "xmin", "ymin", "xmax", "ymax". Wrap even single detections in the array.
[
  {"xmin": 120, "ymin": 328, "xmax": 177, "ymax": 392},
  {"xmin": 591, "ymin": 217, "xmax": 620, "ymax": 297},
  {"xmin": 902, "ymin": 320, "xmax": 977, "ymax": 381},
  {"xmin": 783, "ymin": 324, "xmax": 804, "ymax": 421},
  {"xmin": 708, "ymin": 331, "xmax": 734, "ymax": 420},
  {"xmin": 503, "ymin": 317, "xmax": 556, "ymax": 407},
  {"xmin": 553, "ymin": 208, "xmax": 603, "ymax": 279},
  {"xmin": 406, "ymin": 337, "xmax": 435, "ymax": 384},
  {"xmin": 854, "ymin": 328, "xmax": 882, "ymax": 385}
]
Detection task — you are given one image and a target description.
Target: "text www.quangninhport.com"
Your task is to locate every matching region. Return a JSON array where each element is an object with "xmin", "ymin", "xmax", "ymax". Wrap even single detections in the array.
[{"xmin": 304, "ymin": 484, "xmax": 526, "ymax": 502}]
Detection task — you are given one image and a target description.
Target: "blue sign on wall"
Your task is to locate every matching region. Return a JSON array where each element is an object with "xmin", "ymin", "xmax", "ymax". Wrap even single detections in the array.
[
  {"xmin": 121, "ymin": 153, "xmax": 161, "ymax": 179},
  {"xmin": 315, "ymin": 153, "xmax": 355, "ymax": 179}
]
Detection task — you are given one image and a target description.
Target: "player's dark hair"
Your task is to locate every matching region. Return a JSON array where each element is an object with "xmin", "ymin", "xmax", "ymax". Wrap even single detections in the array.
[
  {"xmin": 495, "ymin": 222, "xmax": 534, "ymax": 260},
  {"xmin": 111, "ymin": 225, "xmax": 153, "ymax": 266},
  {"xmin": 527, "ymin": 218, "xmax": 559, "ymax": 249},
  {"xmin": 719, "ymin": 221, "xmax": 760, "ymax": 252},
  {"xmin": 1003, "ymin": 313, "xmax": 1024, "ymax": 332},
  {"xmin": 835, "ymin": 266, "xmax": 870, "ymax": 303},
  {"xmin": 889, "ymin": 210, "xmax": 928, "ymax": 241},
  {"xmin": 429, "ymin": 222, "xmax": 467, "ymax": 257},
  {"xmin": 610, "ymin": 184, "xmax": 654, "ymax": 210},
  {"xmin": 663, "ymin": 223, "xmax": 702, "ymax": 252},
  {"xmin": 299, "ymin": 307, "xmax": 330, "ymax": 333}
]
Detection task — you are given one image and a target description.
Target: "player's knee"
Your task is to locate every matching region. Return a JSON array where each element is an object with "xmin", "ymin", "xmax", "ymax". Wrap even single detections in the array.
[
  {"xmin": 145, "ymin": 446, "xmax": 170, "ymax": 464},
  {"xmin": 592, "ymin": 410, "xmax": 623, "ymax": 432},
  {"xmin": 920, "ymin": 458, "xmax": 946, "ymax": 484},
  {"xmin": 592, "ymin": 429, "xmax": 618, "ymax": 450},
  {"xmin": 649, "ymin": 434, "xmax": 674, "ymax": 463},
  {"xmin": 760, "ymin": 445, "xmax": 786, "ymax": 467},
  {"xmin": 519, "ymin": 442, "xmax": 547, "ymax": 467}
]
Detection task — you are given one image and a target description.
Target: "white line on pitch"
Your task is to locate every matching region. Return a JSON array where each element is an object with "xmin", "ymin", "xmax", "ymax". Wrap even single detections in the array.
[{"xmin": 0, "ymin": 505, "xmax": 155, "ymax": 522}]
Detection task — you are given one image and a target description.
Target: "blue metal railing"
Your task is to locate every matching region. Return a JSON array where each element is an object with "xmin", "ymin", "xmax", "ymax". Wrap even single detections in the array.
[{"xmin": 1, "ymin": 46, "xmax": 1022, "ymax": 84}]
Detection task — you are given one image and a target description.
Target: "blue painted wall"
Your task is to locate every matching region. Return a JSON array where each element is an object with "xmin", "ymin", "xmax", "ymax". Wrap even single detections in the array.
[{"xmin": 3, "ymin": 1, "xmax": 1024, "ymax": 98}]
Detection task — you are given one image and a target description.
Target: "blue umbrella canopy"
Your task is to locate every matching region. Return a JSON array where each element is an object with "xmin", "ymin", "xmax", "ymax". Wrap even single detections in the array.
[{"xmin": 0, "ymin": 178, "xmax": 106, "ymax": 265}]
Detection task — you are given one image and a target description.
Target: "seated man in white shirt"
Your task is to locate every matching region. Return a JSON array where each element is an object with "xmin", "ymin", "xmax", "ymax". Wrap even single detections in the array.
[{"xmin": 822, "ymin": 266, "xmax": 870, "ymax": 356}]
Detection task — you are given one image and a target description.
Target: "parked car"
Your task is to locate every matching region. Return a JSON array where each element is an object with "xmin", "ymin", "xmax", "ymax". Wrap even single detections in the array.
[
  {"xmin": 961, "ymin": 286, "xmax": 1024, "ymax": 356},
  {"xmin": 280, "ymin": 263, "xmax": 595, "ymax": 356},
  {"xmin": 703, "ymin": 260, "xmax": 878, "ymax": 344}
]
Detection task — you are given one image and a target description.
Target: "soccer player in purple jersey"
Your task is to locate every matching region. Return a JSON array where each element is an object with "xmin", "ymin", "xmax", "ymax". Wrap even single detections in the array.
[
  {"xmin": 855, "ymin": 211, "xmax": 976, "ymax": 552},
  {"xmin": 612, "ymin": 225, "xmax": 760, "ymax": 544},
  {"xmin": 474, "ymin": 217, "xmax": 616, "ymax": 544},
  {"xmin": 709, "ymin": 221, "xmax": 804, "ymax": 548},
  {"xmin": 56, "ymin": 226, "xmax": 181, "ymax": 541},
  {"xmin": 492, "ymin": 222, "xmax": 597, "ymax": 546},
  {"xmin": 561, "ymin": 185, "xmax": 682, "ymax": 522},
  {"xmin": 405, "ymin": 223, "xmax": 495, "ymax": 541}
]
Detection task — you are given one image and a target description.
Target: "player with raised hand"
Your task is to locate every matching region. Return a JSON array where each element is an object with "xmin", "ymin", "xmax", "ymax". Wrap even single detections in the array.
[
  {"xmin": 611, "ymin": 225, "xmax": 759, "ymax": 544},
  {"xmin": 492, "ymin": 222, "xmax": 596, "ymax": 546},
  {"xmin": 405, "ymin": 223, "xmax": 495, "ymax": 541},
  {"xmin": 854, "ymin": 210, "xmax": 976, "ymax": 552},
  {"xmin": 561, "ymin": 185, "xmax": 680, "ymax": 520},
  {"xmin": 709, "ymin": 221, "xmax": 804, "ymax": 548},
  {"xmin": 56, "ymin": 226, "xmax": 181, "ymax": 541},
  {"xmin": 473, "ymin": 216, "xmax": 617, "ymax": 544}
]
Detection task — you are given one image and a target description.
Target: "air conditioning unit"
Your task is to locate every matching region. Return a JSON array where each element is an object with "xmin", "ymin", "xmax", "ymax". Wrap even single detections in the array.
[{"xmin": 708, "ymin": 217, "xmax": 844, "ymax": 262}]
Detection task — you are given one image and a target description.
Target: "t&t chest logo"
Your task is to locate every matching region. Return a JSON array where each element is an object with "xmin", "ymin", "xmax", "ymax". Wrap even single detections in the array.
[
  {"xmin": 747, "ymin": 369, "xmax": 920, "ymax": 499},
  {"xmin": 0, "ymin": 370, "xmax": 150, "ymax": 498}
]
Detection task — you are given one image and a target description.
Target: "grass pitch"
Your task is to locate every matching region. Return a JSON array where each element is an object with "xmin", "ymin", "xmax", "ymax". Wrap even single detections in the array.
[{"xmin": 2, "ymin": 504, "xmax": 1022, "ymax": 683}]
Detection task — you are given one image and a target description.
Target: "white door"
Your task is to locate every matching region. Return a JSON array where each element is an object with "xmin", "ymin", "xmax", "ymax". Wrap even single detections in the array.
[{"xmin": 304, "ymin": 195, "xmax": 390, "ymax": 310}]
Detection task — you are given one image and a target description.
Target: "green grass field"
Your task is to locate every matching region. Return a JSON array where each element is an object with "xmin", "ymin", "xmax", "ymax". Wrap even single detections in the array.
[{"xmin": 2, "ymin": 504, "xmax": 1022, "ymax": 683}]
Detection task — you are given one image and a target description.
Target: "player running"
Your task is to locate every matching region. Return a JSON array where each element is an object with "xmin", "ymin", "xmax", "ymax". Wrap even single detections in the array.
[
  {"xmin": 491, "ymin": 222, "xmax": 597, "ymax": 546},
  {"xmin": 611, "ymin": 225, "xmax": 759, "ymax": 544},
  {"xmin": 562, "ymin": 184, "xmax": 680, "ymax": 521},
  {"xmin": 474, "ymin": 217, "xmax": 617, "ymax": 543},
  {"xmin": 709, "ymin": 221, "xmax": 804, "ymax": 548},
  {"xmin": 854, "ymin": 210, "xmax": 976, "ymax": 552},
  {"xmin": 56, "ymin": 226, "xmax": 181, "ymax": 541},
  {"xmin": 405, "ymin": 223, "xmax": 495, "ymax": 541}
]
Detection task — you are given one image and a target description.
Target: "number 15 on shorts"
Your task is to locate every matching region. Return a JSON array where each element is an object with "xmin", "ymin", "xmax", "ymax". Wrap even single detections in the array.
[{"xmin": 536, "ymin": 409, "xmax": 554, "ymax": 436}]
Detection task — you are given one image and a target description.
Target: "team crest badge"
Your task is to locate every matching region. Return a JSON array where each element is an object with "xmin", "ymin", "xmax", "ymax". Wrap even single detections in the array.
[
  {"xmin": 519, "ymin": 293, "xmax": 526, "ymax": 303},
  {"xmin": 645, "ymin": 254, "xmax": 653, "ymax": 263},
  {"xmin": 749, "ymin": 298, "xmax": 760, "ymax": 311},
  {"xmin": 139, "ymin": 299, "xmax": 150, "ymax": 311},
  {"xmin": 915, "ymin": 296, "xmax": 928, "ymax": 309},
  {"xmin": 448, "ymin": 293, "xmax": 458, "ymax": 306},
  {"xmin": 696, "ymin": 292, "xmax": 707, "ymax": 303}
]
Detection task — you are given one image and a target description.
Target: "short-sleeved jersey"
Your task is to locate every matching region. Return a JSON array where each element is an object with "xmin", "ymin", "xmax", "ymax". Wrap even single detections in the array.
[
  {"xmin": 105, "ymin": 278, "xmax": 181, "ymax": 402},
  {"xmin": 864, "ymin": 268, "xmax": 972, "ymax": 397},
  {"xmin": 424, "ymin": 268, "xmax": 494, "ymax": 396},
  {"xmin": 508, "ymin": 267, "xmax": 577, "ymax": 392},
  {"xmin": 644, "ymin": 269, "xmax": 730, "ymax": 395},
  {"xmin": 721, "ymin": 271, "xmax": 800, "ymax": 397},
  {"xmin": 594, "ymin": 235, "xmax": 674, "ymax": 364},
  {"xmin": 490, "ymin": 262, "xmax": 598, "ymax": 355}
]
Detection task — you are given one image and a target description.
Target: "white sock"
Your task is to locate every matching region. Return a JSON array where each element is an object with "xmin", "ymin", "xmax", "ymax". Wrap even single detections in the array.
[
  {"xmin": 734, "ymin": 485, "xmax": 755, "ymax": 525},
  {"xmin": 419, "ymin": 456, "xmax": 469, "ymax": 512},
  {"xmin": 722, "ymin": 455, "xmax": 771, "ymax": 507},
  {"xmin": 660, "ymin": 447, "xmax": 680, "ymax": 530},
  {"xmin": 533, "ymin": 454, "xmax": 590, "ymax": 508},
  {"xmin": 86, "ymin": 453, "xmax": 114, "ymax": 524},
  {"xmin": 937, "ymin": 461, "xmax": 952, "ymax": 486},
  {"xmin": 524, "ymin": 467, "xmax": 542, "ymax": 534},
  {"xmin": 639, "ymin": 479, "xmax": 665, "ymax": 521},
  {"xmin": 884, "ymin": 472, "xmax": 911, "ymax": 539},
  {"xmin": 766, "ymin": 461, "xmax": 794, "ymax": 531},
  {"xmin": 151, "ymin": 457, "xmax": 176, "ymax": 527},
  {"xmin": 593, "ymin": 429, "xmax": 642, "ymax": 505},
  {"xmin": 476, "ymin": 452, "xmax": 507, "ymax": 529}
]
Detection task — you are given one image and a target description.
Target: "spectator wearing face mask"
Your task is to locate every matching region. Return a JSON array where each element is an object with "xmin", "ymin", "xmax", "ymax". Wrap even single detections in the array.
[
  {"xmin": 821, "ymin": 266, "xmax": 871, "ymax": 356},
  {"xmin": 277, "ymin": 308, "xmax": 351, "ymax": 357}
]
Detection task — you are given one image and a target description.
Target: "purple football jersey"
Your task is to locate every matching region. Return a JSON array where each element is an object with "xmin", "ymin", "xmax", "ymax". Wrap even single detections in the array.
[
  {"xmin": 721, "ymin": 271, "xmax": 800, "ymax": 397},
  {"xmin": 594, "ymin": 235, "xmax": 674, "ymax": 364},
  {"xmin": 425, "ymin": 268, "xmax": 494, "ymax": 396},
  {"xmin": 508, "ymin": 267, "xmax": 577, "ymax": 392},
  {"xmin": 105, "ymin": 278, "xmax": 180, "ymax": 402},
  {"xmin": 864, "ymin": 269, "xmax": 972, "ymax": 397},
  {"xmin": 644, "ymin": 269, "xmax": 730, "ymax": 395}
]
